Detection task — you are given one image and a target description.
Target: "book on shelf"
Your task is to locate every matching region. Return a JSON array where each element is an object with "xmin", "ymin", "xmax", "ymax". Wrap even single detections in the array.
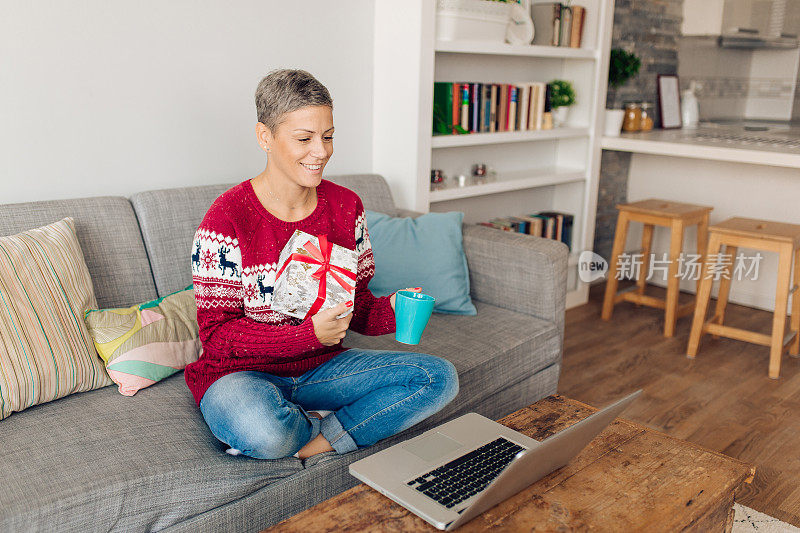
[
  {"xmin": 470, "ymin": 82, "xmax": 480, "ymax": 132},
  {"xmin": 516, "ymin": 215, "xmax": 544, "ymax": 237},
  {"xmin": 531, "ymin": 3, "xmax": 586, "ymax": 48},
  {"xmin": 538, "ymin": 211, "xmax": 574, "ymax": 250},
  {"xmin": 479, "ymin": 211, "xmax": 574, "ymax": 249},
  {"xmin": 507, "ymin": 85, "xmax": 517, "ymax": 131},
  {"xmin": 452, "ymin": 83, "xmax": 460, "ymax": 132},
  {"xmin": 570, "ymin": 6, "xmax": 586, "ymax": 48},
  {"xmin": 542, "ymin": 83, "xmax": 553, "ymax": 130},
  {"xmin": 559, "ymin": 5, "xmax": 572, "ymax": 47},
  {"xmin": 481, "ymin": 85, "xmax": 492, "ymax": 133},
  {"xmin": 489, "ymin": 83, "xmax": 497, "ymax": 132},
  {"xmin": 531, "ymin": 2, "xmax": 561, "ymax": 47},
  {"xmin": 498, "ymin": 84, "xmax": 508, "ymax": 132},
  {"xmin": 460, "ymin": 84, "xmax": 469, "ymax": 131},
  {"xmin": 516, "ymin": 83, "xmax": 530, "ymax": 131},
  {"xmin": 432, "ymin": 82, "xmax": 454, "ymax": 135},
  {"xmin": 529, "ymin": 82, "xmax": 543, "ymax": 130}
]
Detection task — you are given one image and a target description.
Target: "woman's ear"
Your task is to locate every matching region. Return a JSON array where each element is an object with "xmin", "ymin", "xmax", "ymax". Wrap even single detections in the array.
[{"xmin": 255, "ymin": 122, "xmax": 273, "ymax": 152}]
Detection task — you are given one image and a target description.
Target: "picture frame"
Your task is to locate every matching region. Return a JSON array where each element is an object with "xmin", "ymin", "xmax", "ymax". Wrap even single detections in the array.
[{"xmin": 657, "ymin": 75, "xmax": 682, "ymax": 129}]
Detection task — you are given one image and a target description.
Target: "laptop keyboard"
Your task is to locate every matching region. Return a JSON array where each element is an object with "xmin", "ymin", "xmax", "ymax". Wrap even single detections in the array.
[{"xmin": 406, "ymin": 437, "xmax": 525, "ymax": 508}]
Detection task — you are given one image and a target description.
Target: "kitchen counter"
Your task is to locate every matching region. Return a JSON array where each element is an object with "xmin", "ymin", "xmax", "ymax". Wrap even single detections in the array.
[
  {"xmin": 599, "ymin": 123, "xmax": 800, "ymax": 313},
  {"xmin": 601, "ymin": 125, "xmax": 800, "ymax": 168}
]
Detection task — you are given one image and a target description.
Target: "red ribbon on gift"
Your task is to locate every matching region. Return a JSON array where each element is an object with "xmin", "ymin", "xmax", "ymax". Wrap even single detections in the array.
[{"xmin": 275, "ymin": 234, "xmax": 356, "ymax": 319}]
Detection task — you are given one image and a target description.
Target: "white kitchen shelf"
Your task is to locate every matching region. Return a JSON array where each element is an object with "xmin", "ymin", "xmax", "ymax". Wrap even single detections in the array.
[
  {"xmin": 430, "ymin": 167, "xmax": 586, "ymax": 202},
  {"xmin": 435, "ymin": 40, "xmax": 598, "ymax": 60},
  {"xmin": 432, "ymin": 127, "xmax": 590, "ymax": 148}
]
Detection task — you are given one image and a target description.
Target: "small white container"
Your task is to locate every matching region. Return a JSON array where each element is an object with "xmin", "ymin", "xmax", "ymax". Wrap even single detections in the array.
[
  {"xmin": 604, "ymin": 109, "xmax": 625, "ymax": 137},
  {"xmin": 436, "ymin": 0, "xmax": 513, "ymax": 42},
  {"xmin": 681, "ymin": 81, "xmax": 699, "ymax": 129},
  {"xmin": 552, "ymin": 106, "xmax": 569, "ymax": 127}
]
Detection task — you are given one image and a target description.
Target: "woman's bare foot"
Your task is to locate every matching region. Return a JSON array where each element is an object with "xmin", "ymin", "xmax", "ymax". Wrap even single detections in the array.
[
  {"xmin": 296, "ymin": 433, "xmax": 334, "ymax": 459},
  {"xmin": 296, "ymin": 411, "xmax": 334, "ymax": 459}
]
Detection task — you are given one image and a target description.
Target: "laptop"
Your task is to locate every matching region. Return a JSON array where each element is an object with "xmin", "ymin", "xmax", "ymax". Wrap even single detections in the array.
[{"xmin": 349, "ymin": 390, "xmax": 641, "ymax": 531}]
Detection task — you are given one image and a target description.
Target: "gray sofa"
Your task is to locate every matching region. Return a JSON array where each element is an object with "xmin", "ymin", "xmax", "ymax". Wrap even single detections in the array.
[{"xmin": 0, "ymin": 174, "xmax": 567, "ymax": 532}]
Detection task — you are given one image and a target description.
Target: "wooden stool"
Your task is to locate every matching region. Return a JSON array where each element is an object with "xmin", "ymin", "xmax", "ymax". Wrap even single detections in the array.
[
  {"xmin": 687, "ymin": 217, "xmax": 800, "ymax": 379},
  {"xmin": 602, "ymin": 199, "xmax": 713, "ymax": 337}
]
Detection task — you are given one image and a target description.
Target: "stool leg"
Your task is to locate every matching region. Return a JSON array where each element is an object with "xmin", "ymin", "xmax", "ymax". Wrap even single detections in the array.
[
  {"xmin": 769, "ymin": 243, "xmax": 794, "ymax": 379},
  {"xmin": 688, "ymin": 232, "xmax": 721, "ymax": 358},
  {"xmin": 712, "ymin": 244, "xmax": 737, "ymax": 337},
  {"xmin": 637, "ymin": 224, "xmax": 654, "ymax": 297},
  {"xmin": 696, "ymin": 214, "xmax": 709, "ymax": 294},
  {"xmin": 664, "ymin": 219, "xmax": 685, "ymax": 337},
  {"xmin": 791, "ymin": 247, "xmax": 800, "ymax": 357},
  {"xmin": 602, "ymin": 211, "xmax": 630, "ymax": 321}
]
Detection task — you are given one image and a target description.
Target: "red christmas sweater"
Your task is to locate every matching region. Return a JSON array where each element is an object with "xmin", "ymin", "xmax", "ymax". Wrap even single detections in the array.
[{"xmin": 185, "ymin": 179, "xmax": 396, "ymax": 406}]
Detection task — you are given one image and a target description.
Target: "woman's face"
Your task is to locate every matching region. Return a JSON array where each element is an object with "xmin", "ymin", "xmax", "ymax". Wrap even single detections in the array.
[{"xmin": 262, "ymin": 105, "xmax": 334, "ymax": 188}]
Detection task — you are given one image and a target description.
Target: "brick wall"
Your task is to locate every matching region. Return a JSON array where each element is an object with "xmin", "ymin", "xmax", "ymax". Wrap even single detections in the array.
[{"xmin": 594, "ymin": 0, "xmax": 683, "ymax": 261}]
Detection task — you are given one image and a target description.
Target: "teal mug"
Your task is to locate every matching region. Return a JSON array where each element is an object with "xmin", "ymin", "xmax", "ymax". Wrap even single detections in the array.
[{"xmin": 394, "ymin": 290, "xmax": 435, "ymax": 345}]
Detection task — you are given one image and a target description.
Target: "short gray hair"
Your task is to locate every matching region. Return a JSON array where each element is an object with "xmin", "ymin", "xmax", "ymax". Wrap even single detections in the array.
[{"xmin": 255, "ymin": 69, "xmax": 333, "ymax": 132}]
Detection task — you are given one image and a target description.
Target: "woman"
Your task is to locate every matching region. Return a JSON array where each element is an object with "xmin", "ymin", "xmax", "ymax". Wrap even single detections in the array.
[{"xmin": 186, "ymin": 69, "xmax": 459, "ymax": 460}]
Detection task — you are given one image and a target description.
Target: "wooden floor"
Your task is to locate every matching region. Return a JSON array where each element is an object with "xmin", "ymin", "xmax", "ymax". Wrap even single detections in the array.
[{"xmin": 559, "ymin": 283, "xmax": 800, "ymax": 526}]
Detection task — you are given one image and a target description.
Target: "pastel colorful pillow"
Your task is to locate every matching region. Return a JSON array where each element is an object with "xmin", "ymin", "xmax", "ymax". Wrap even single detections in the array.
[
  {"xmin": 84, "ymin": 286, "xmax": 199, "ymax": 396},
  {"xmin": 0, "ymin": 217, "xmax": 113, "ymax": 420},
  {"xmin": 366, "ymin": 210, "xmax": 477, "ymax": 315}
]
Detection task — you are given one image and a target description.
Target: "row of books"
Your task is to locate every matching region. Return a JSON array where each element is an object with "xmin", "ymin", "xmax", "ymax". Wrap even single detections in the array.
[
  {"xmin": 532, "ymin": 3, "xmax": 587, "ymax": 48},
  {"xmin": 433, "ymin": 82, "xmax": 556, "ymax": 135},
  {"xmin": 479, "ymin": 211, "xmax": 574, "ymax": 250}
]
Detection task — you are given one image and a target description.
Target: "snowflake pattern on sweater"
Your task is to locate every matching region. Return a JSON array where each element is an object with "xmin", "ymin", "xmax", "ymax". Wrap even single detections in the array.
[{"xmin": 184, "ymin": 179, "xmax": 396, "ymax": 406}]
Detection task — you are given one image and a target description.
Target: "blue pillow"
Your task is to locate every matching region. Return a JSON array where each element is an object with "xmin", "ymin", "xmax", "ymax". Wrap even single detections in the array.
[{"xmin": 366, "ymin": 210, "xmax": 477, "ymax": 315}]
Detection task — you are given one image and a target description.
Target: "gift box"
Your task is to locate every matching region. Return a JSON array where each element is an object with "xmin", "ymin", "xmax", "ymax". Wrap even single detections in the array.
[{"xmin": 271, "ymin": 230, "xmax": 358, "ymax": 320}]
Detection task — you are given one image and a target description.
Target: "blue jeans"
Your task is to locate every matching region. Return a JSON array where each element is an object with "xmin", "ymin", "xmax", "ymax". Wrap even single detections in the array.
[{"xmin": 199, "ymin": 349, "xmax": 459, "ymax": 459}]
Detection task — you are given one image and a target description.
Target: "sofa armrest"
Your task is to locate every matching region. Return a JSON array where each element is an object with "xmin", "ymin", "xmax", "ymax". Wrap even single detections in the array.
[{"xmin": 462, "ymin": 224, "xmax": 568, "ymax": 342}]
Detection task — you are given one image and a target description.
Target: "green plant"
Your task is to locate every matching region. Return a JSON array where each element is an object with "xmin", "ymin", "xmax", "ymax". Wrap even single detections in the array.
[
  {"xmin": 549, "ymin": 80, "xmax": 576, "ymax": 108},
  {"xmin": 608, "ymin": 48, "xmax": 641, "ymax": 89},
  {"xmin": 433, "ymin": 102, "xmax": 468, "ymax": 136}
]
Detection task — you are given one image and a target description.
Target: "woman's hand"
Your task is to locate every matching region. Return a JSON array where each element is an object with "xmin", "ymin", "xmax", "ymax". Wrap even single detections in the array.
[
  {"xmin": 390, "ymin": 287, "xmax": 422, "ymax": 312},
  {"xmin": 312, "ymin": 301, "xmax": 354, "ymax": 346}
]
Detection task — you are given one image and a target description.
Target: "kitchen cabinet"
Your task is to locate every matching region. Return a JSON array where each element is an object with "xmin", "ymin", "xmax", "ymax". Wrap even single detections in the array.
[{"xmin": 682, "ymin": 0, "xmax": 782, "ymax": 37}]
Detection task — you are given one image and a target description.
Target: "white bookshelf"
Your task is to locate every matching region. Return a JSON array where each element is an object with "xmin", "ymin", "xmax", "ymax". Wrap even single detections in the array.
[
  {"xmin": 372, "ymin": 0, "xmax": 615, "ymax": 309},
  {"xmin": 435, "ymin": 40, "xmax": 599, "ymax": 59},
  {"xmin": 429, "ymin": 167, "xmax": 585, "ymax": 202},
  {"xmin": 431, "ymin": 127, "xmax": 590, "ymax": 148}
]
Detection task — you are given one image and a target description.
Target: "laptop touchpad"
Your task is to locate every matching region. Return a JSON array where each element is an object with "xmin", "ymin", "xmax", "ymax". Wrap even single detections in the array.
[{"xmin": 403, "ymin": 432, "xmax": 463, "ymax": 462}]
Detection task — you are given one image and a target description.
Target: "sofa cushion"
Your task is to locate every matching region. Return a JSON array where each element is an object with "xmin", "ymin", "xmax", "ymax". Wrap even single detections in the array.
[
  {"xmin": 0, "ymin": 217, "xmax": 114, "ymax": 420},
  {"xmin": 0, "ymin": 301, "xmax": 558, "ymax": 531},
  {"xmin": 325, "ymin": 174, "xmax": 398, "ymax": 216},
  {"xmin": 0, "ymin": 196, "xmax": 156, "ymax": 309},
  {"xmin": 130, "ymin": 175, "xmax": 397, "ymax": 297},
  {"xmin": 365, "ymin": 210, "xmax": 477, "ymax": 315},
  {"xmin": 130, "ymin": 183, "xmax": 235, "ymax": 297},
  {"xmin": 85, "ymin": 286, "xmax": 200, "ymax": 396}
]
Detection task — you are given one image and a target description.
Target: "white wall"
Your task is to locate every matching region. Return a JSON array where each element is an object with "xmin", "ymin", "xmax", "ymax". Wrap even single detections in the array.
[{"xmin": 1, "ymin": 1, "xmax": 375, "ymax": 204}]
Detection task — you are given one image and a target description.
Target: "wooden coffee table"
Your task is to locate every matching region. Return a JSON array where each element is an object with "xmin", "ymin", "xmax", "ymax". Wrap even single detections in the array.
[{"xmin": 266, "ymin": 395, "xmax": 754, "ymax": 532}]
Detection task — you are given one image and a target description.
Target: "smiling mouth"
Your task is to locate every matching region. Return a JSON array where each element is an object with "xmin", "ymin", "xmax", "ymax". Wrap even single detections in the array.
[{"xmin": 301, "ymin": 163, "xmax": 323, "ymax": 171}]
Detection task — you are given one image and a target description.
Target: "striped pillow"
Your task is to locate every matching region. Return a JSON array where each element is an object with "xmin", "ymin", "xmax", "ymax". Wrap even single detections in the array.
[
  {"xmin": 84, "ymin": 286, "xmax": 200, "ymax": 396},
  {"xmin": 0, "ymin": 217, "xmax": 113, "ymax": 420}
]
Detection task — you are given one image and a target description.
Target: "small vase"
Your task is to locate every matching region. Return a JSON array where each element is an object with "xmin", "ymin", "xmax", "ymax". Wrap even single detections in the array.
[
  {"xmin": 604, "ymin": 109, "xmax": 625, "ymax": 137},
  {"xmin": 552, "ymin": 106, "xmax": 569, "ymax": 127}
]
